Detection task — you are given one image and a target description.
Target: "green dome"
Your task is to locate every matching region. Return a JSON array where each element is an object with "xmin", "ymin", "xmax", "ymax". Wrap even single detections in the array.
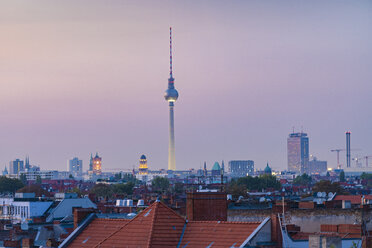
[
  {"xmin": 264, "ymin": 163, "xmax": 272, "ymax": 174},
  {"xmin": 212, "ymin": 162, "xmax": 221, "ymax": 171}
]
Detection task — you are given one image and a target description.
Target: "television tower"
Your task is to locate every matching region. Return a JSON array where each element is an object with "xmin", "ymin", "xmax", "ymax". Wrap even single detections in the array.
[{"xmin": 164, "ymin": 27, "xmax": 179, "ymax": 171}]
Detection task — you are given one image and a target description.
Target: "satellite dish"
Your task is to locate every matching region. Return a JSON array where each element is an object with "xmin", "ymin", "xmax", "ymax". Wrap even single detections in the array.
[
  {"xmin": 317, "ymin": 192, "xmax": 322, "ymax": 198},
  {"xmin": 328, "ymin": 192, "xmax": 334, "ymax": 198},
  {"xmin": 322, "ymin": 192, "xmax": 326, "ymax": 198}
]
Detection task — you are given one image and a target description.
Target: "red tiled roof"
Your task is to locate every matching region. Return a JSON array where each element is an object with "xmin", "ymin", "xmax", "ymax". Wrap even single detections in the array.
[
  {"xmin": 333, "ymin": 195, "xmax": 362, "ymax": 205},
  {"xmin": 290, "ymin": 232, "xmax": 313, "ymax": 240},
  {"xmin": 95, "ymin": 201, "xmax": 186, "ymax": 248},
  {"xmin": 179, "ymin": 221, "xmax": 261, "ymax": 247},
  {"xmin": 68, "ymin": 218, "xmax": 129, "ymax": 248},
  {"xmin": 364, "ymin": 195, "xmax": 372, "ymax": 200},
  {"xmin": 66, "ymin": 201, "xmax": 263, "ymax": 248},
  {"xmin": 290, "ymin": 230, "xmax": 364, "ymax": 241}
]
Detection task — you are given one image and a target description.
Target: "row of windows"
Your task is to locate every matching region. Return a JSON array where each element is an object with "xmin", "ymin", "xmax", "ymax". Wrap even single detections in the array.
[{"xmin": 1, "ymin": 206, "xmax": 29, "ymax": 218}]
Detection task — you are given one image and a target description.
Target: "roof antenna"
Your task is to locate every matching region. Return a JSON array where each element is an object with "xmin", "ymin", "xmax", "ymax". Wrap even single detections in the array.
[{"xmin": 169, "ymin": 27, "xmax": 173, "ymax": 79}]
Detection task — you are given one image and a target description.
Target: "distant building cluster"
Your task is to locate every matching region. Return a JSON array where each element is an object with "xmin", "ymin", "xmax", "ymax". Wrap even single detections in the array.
[
  {"xmin": 287, "ymin": 131, "xmax": 328, "ymax": 175},
  {"xmin": 5, "ymin": 129, "xmax": 372, "ymax": 185}
]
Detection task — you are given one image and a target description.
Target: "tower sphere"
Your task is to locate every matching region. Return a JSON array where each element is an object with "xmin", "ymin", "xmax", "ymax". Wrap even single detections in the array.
[{"xmin": 164, "ymin": 88, "xmax": 179, "ymax": 102}]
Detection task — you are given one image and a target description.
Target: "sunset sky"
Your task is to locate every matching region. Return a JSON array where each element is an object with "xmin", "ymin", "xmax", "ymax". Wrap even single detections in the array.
[{"xmin": 1, "ymin": 0, "xmax": 371, "ymax": 171}]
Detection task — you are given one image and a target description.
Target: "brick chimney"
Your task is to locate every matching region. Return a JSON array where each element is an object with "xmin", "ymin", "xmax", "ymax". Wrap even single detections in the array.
[
  {"xmin": 22, "ymin": 238, "xmax": 34, "ymax": 248},
  {"xmin": 186, "ymin": 192, "xmax": 227, "ymax": 221},
  {"xmin": 270, "ymin": 201, "xmax": 288, "ymax": 248},
  {"xmin": 73, "ymin": 208, "xmax": 95, "ymax": 229}
]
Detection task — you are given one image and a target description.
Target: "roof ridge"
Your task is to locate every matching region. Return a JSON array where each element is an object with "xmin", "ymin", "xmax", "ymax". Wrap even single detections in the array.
[
  {"xmin": 188, "ymin": 220, "xmax": 262, "ymax": 224},
  {"xmin": 147, "ymin": 201, "xmax": 159, "ymax": 247},
  {"xmin": 157, "ymin": 201, "xmax": 186, "ymax": 221},
  {"xmin": 93, "ymin": 201, "xmax": 158, "ymax": 248},
  {"xmin": 95, "ymin": 218, "xmax": 130, "ymax": 221}
]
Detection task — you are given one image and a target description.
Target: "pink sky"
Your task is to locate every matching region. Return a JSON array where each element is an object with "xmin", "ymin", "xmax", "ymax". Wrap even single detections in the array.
[{"xmin": 1, "ymin": 1, "xmax": 371, "ymax": 171}]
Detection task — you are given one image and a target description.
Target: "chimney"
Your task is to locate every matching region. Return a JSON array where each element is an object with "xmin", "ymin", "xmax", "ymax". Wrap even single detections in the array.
[
  {"xmin": 346, "ymin": 132, "xmax": 351, "ymax": 168},
  {"xmin": 186, "ymin": 192, "xmax": 227, "ymax": 221},
  {"xmin": 22, "ymin": 238, "xmax": 34, "ymax": 248},
  {"xmin": 73, "ymin": 208, "xmax": 95, "ymax": 229}
]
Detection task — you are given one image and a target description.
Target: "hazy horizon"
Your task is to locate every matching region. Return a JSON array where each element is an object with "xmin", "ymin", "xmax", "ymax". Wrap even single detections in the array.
[{"xmin": 1, "ymin": 1, "xmax": 371, "ymax": 172}]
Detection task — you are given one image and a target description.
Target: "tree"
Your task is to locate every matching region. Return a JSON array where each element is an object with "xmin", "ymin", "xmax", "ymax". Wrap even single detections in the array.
[
  {"xmin": 312, "ymin": 180, "xmax": 347, "ymax": 194},
  {"xmin": 69, "ymin": 174, "xmax": 74, "ymax": 179},
  {"xmin": 293, "ymin": 174, "xmax": 312, "ymax": 186},
  {"xmin": 17, "ymin": 185, "xmax": 50, "ymax": 197},
  {"xmin": 19, "ymin": 173, "xmax": 28, "ymax": 185},
  {"xmin": 173, "ymin": 183, "xmax": 184, "ymax": 194},
  {"xmin": 227, "ymin": 180, "xmax": 246, "ymax": 198},
  {"xmin": 339, "ymin": 171, "xmax": 345, "ymax": 182},
  {"xmin": 0, "ymin": 176, "xmax": 24, "ymax": 194},
  {"xmin": 360, "ymin": 173, "xmax": 372, "ymax": 188},
  {"xmin": 227, "ymin": 175, "xmax": 281, "ymax": 193},
  {"xmin": 112, "ymin": 182, "xmax": 135, "ymax": 195},
  {"xmin": 69, "ymin": 187, "xmax": 83, "ymax": 197},
  {"xmin": 152, "ymin": 177, "xmax": 170, "ymax": 193},
  {"xmin": 326, "ymin": 171, "xmax": 330, "ymax": 177},
  {"xmin": 36, "ymin": 175, "xmax": 42, "ymax": 184},
  {"xmin": 361, "ymin": 173, "xmax": 372, "ymax": 180},
  {"xmin": 89, "ymin": 183, "xmax": 113, "ymax": 198},
  {"xmin": 114, "ymin": 173, "xmax": 122, "ymax": 181}
]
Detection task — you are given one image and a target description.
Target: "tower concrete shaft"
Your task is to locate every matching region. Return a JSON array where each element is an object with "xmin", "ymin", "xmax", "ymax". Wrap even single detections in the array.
[
  {"xmin": 168, "ymin": 102, "xmax": 176, "ymax": 170},
  {"xmin": 164, "ymin": 27, "xmax": 178, "ymax": 171}
]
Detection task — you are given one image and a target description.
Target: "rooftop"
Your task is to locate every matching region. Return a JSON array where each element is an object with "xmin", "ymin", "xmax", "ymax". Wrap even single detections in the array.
[{"xmin": 63, "ymin": 201, "xmax": 264, "ymax": 248}]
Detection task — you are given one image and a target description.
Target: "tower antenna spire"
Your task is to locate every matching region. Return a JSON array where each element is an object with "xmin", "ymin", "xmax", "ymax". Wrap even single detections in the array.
[{"xmin": 169, "ymin": 27, "xmax": 173, "ymax": 78}]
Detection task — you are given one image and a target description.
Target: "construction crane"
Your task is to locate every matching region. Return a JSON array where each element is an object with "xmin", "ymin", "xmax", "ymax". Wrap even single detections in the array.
[
  {"xmin": 352, "ymin": 157, "xmax": 363, "ymax": 167},
  {"xmin": 363, "ymin": 156, "xmax": 372, "ymax": 167},
  {"xmin": 330, "ymin": 148, "xmax": 361, "ymax": 169}
]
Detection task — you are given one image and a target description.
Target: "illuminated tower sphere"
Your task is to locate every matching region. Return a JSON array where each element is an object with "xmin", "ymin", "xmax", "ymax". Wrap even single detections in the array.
[
  {"xmin": 164, "ymin": 27, "xmax": 179, "ymax": 171},
  {"xmin": 92, "ymin": 152, "xmax": 102, "ymax": 175},
  {"xmin": 139, "ymin": 154, "xmax": 148, "ymax": 175}
]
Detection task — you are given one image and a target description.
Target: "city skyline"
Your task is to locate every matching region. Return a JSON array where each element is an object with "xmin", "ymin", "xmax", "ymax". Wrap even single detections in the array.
[{"xmin": 1, "ymin": 1, "xmax": 371, "ymax": 171}]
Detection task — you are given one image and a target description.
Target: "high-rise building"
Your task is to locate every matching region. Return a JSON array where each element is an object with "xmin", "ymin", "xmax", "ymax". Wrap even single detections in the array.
[
  {"xmin": 164, "ymin": 27, "xmax": 179, "ymax": 171},
  {"xmin": 9, "ymin": 159, "xmax": 24, "ymax": 175},
  {"xmin": 287, "ymin": 132, "xmax": 309, "ymax": 174},
  {"xmin": 228, "ymin": 160, "xmax": 254, "ymax": 177},
  {"xmin": 25, "ymin": 156, "xmax": 30, "ymax": 170},
  {"xmin": 139, "ymin": 154, "xmax": 148, "ymax": 175},
  {"xmin": 68, "ymin": 157, "xmax": 83, "ymax": 177}
]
